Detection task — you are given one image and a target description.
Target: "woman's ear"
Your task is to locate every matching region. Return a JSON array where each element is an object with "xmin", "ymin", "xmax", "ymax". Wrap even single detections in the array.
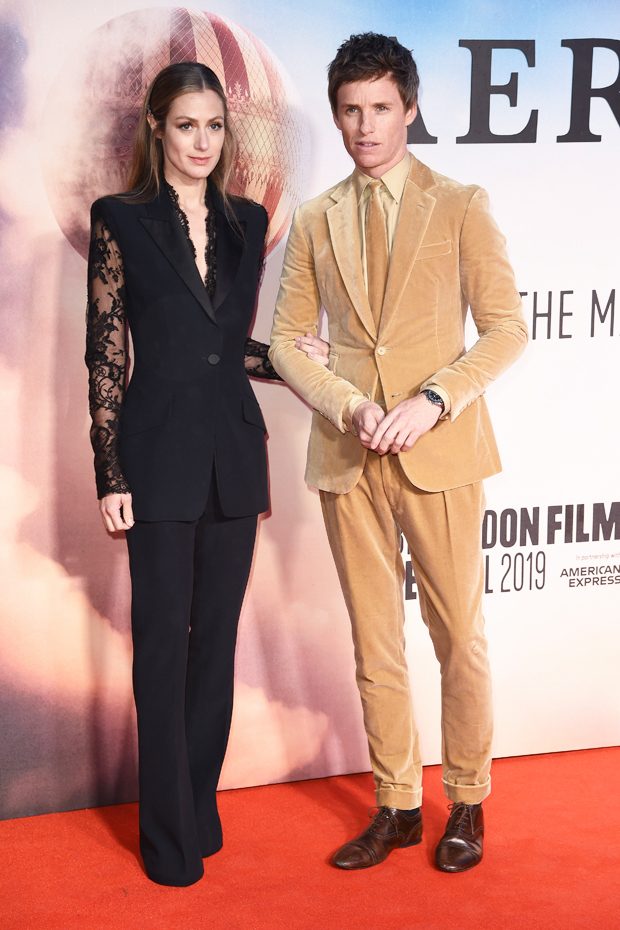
[{"xmin": 147, "ymin": 114, "xmax": 160, "ymax": 137}]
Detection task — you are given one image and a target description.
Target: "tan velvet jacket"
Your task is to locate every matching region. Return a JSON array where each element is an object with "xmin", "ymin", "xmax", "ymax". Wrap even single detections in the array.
[{"xmin": 269, "ymin": 155, "xmax": 528, "ymax": 494}]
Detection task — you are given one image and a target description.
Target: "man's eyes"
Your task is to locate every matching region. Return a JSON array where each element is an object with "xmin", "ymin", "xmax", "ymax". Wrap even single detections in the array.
[{"xmin": 345, "ymin": 105, "xmax": 389, "ymax": 114}]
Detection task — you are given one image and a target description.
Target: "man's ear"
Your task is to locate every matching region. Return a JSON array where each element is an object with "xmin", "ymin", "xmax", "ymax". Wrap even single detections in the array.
[
  {"xmin": 405, "ymin": 101, "xmax": 418, "ymax": 127},
  {"xmin": 332, "ymin": 109, "xmax": 342, "ymax": 132}
]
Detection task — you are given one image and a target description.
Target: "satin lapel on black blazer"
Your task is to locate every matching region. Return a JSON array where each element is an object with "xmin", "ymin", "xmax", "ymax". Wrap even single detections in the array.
[
  {"xmin": 139, "ymin": 189, "xmax": 217, "ymax": 323},
  {"xmin": 211, "ymin": 187, "xmax": 246, "ymax": 312}
]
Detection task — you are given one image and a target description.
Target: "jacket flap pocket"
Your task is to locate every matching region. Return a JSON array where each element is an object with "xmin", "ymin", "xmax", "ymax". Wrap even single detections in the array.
[
  {"xmin": 121, "ymin": 400, "xmax": 172, "ymax": 437},
  {"xmin": 416, "ymin": 239, "xmax": 452, "ymax": 261},
  {"xmin": 242, "ymin": 393, "xmax": 266, "ymax": 432}
]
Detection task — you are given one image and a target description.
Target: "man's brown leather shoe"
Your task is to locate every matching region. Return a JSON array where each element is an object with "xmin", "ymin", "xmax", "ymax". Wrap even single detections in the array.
[
  {"xmin": 435, "ymin": 802, "xmax": 484, "ymax": 872},
  {"xmin": 332, "ymin": 806, "xmax": 423, "ymax": 870}
]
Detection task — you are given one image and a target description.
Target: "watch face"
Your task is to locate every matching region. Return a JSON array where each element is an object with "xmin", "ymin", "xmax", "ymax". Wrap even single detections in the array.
[{"xmin": 424, "ymin": 390, "xmax": 445, "ymax": 409}]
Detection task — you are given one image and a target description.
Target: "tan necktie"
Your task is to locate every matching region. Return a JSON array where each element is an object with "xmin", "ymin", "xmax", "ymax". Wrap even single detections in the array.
[{"xmin": 365, "ymin": 178, "xmax": 389, "ymax": 329}]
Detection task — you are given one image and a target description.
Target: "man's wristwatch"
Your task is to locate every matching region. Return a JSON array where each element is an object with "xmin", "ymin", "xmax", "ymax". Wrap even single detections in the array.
[{"xmin": 422, "ymin": 389, "xmax": 445, "ymax": 413}]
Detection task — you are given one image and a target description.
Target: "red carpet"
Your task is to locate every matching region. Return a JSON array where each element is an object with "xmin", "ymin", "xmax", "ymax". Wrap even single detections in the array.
[{"xmin": 0, "ymin": 748, "xmax": 617, "ymax": 930}]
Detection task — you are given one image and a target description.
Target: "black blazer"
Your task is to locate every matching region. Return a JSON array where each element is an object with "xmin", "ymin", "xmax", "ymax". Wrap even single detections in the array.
[{"xmin": 89, "ymin": 186, "xmax": 270, "ymax": 522}]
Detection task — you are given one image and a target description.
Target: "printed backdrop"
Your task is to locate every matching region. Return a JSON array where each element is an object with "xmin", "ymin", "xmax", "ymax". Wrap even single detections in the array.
[{"xmin": 0, "ymin": 0, "xmax": 618, "ymax": 819}]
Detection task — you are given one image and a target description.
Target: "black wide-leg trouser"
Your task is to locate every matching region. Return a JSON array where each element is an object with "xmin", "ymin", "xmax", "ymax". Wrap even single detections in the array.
[{"xmin": 126, "ymin": 481, "xmax": 258, "ymax": 887}]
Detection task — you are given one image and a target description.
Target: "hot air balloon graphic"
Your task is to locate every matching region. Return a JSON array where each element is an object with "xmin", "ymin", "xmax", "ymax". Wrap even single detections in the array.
[{"xmin": 43, "ymin": 8, "xmax": 309, "ymax": 259}]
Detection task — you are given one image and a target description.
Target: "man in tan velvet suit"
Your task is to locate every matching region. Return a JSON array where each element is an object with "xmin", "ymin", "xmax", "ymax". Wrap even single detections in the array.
[{"xmin": 270, "ymin": 33, "xmax": 528, "ymax": 873}]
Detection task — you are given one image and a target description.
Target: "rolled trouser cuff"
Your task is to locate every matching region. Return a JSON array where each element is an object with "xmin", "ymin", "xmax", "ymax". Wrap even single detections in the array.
[
  {"xmin": 442, "ymin": 776, "xmax": 491, "ymax": 805},
  {"xmin": 375, "ymin": 787, "xmax": 423, "ymax": 810}
]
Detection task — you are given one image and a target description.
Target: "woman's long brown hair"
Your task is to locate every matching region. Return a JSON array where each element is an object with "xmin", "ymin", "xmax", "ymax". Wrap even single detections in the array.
[{"xmin": 118, "ymin": 62, "xmax": 239, "ymax": 210}]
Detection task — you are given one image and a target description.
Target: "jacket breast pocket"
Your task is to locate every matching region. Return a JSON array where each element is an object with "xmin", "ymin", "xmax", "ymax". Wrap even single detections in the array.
[
  {"xmin": 242, "ymin": 393, "xmax": 266, "ymax": 432},
  {"xmin": 415, "ymin": 239, "xmax": 452, "ymax": 262}
]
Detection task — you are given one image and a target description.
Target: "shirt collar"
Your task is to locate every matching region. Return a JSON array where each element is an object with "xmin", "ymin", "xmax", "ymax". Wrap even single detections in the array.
[{"xmin": 354, "ymin": 151, "xmax": 412, "ymax": 205}]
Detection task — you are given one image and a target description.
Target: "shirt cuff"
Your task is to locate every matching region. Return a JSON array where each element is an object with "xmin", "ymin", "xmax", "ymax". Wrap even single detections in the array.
[{"xmin": 343, "ymin": 393, "xmax": 369, "ymax": 434}]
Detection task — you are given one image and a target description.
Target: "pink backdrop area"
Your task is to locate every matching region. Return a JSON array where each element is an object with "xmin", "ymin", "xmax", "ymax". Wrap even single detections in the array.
[{"xmin": 1, "ymin": 1, "xmax": 619, "ymax": 820}]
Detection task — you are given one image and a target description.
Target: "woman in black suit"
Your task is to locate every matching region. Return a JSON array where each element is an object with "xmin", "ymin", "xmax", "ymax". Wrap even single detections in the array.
[{"xmin": 86, "ymin": 62, "xmax": 326, "ymax": 887}]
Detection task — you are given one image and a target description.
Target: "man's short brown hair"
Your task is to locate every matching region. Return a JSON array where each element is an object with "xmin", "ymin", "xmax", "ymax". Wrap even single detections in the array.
[{"xmin": 327, "ymin": 33, "xmax": 419, "ymax": 114}]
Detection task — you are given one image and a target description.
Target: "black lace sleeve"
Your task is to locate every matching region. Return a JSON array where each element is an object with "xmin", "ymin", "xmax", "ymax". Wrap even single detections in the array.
[
  {"xmin": 244, "ymin": 337, "xmax": 283, "ymax": 380},
  {"xmin": 85, "ymin": 215, "xmax": 131, "ymax": 499}
]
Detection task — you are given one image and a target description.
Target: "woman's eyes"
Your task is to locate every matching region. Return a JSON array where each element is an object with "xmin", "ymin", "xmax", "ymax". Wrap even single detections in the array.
[{"xmin": 177, "ymin": 121, "xmax": 223, "ymax": 131}]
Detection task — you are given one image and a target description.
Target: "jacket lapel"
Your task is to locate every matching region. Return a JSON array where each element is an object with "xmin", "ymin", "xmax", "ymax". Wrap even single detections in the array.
[
  {"xmin": 378, "ymin": 158, "xmax": 437, "ymax": 340},
  {"xmin": 211, "ymin": 187, "xmax": 245, "ymax": 312},
  {"xmin": 139, "ymin": 189, "xmax": 217, "ymax": 323},
  {"xmin": 326, "ymin": 178, "xmax": 376, "ymax": 339}
]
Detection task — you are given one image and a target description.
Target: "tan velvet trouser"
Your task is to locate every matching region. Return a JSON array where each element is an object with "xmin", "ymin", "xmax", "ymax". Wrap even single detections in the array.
[{"xmin": 320, "ymin": 451, "xmax": 493, "ymax": 810}]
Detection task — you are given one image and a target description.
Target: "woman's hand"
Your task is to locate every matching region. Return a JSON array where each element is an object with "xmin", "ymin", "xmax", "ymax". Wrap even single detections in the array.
[
  {"xmin": 99, "ymin": 492, "xmax": 134, "ymax": 532},
  {"xmin": 295, "ymin": 332, "xmax": 330, "ymax": 367}
]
